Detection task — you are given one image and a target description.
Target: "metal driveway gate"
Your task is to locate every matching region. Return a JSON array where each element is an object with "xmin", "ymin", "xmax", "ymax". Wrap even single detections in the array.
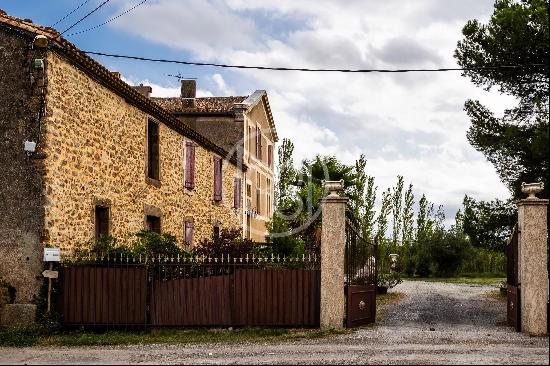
[
  {"xmin": 344, "ymin": 222, "xmax": 378, "ymax": 327},
  {"xmin": 507, "ymin": 225, "xmax": 521, "ymax": 332}
]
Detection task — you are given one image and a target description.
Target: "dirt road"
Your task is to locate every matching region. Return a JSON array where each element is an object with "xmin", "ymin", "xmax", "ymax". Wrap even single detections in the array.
[{"xmin": 1, "ymin": 281, "xmax": 548, "ymax": 365}]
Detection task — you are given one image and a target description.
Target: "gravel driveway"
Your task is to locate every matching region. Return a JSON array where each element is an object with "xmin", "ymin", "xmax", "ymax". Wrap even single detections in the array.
[{"xmin": 1, "ymin": 280, "xmax": 548, "ymax": 365}]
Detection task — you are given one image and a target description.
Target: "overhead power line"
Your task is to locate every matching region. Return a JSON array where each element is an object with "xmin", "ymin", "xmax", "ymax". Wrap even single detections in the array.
[
  {"xmin": 61, "ymin": 0, "xmax": 113, "ymax": 35},
  {"xmin": 81, "ymin": 51, "xmax": 548, "ymax": 73},
  {"xmin": 51, "ymin": 0, "xmax": 93, "ymax": 27},
  {"xmin": 67, "ymin": 0, "xmax": 148, "ymax": 37}
]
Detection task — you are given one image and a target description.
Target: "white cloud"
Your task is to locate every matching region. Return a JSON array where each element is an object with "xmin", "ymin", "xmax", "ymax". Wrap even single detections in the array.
[
  {"xmin": 112, "ymin": 0, "xmax": 514, "ymax": 215},
  {"xmin": 212, "ymin": 74, "xmax": 236, "ymax": 96}
]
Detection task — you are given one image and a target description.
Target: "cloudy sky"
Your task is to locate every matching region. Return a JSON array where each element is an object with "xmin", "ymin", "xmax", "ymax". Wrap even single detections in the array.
[{"xmin": 3, "ymin": 0, "xmax": 516, "ymax": 223}]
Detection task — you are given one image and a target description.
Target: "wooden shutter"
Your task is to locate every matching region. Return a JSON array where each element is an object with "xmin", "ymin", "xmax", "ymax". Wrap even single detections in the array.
[
  {"xmin": 256, "ymin": 127, "xmax": 262, "ymax": 160},
  {"xmin": 185, "ymin": 142, "xmax": 195, "ymax": 189},
  {"xmin": 268, "ymin": 145, "xmax": 273, "ymax": 167},
  {"xmin": 185, "ymin": 221, "xmax": 194, "ymax": 247},
  {"xmin": 234, "ymin": 178, "xmax": 241, "ymax": 208},
  {"xmin": 214, "ymin": 157, "xmax": 222, "ymax": 202}
]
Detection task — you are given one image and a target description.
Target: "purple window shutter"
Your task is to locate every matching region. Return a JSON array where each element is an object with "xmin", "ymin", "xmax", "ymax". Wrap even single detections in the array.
[
  {"xmin": 214, "ymin": 157, "xmax": 222, "ymax": 201},
  {"xmin": 185, "ymin": 142, "xmax": 195, "ymax": 189},
  {"xmin": 185, "ymin": 221, "xmax": 194, "ymax": 247},
  {"xmin": 234, "ymin": 178, "xmax": 241, "ymax": 208}
]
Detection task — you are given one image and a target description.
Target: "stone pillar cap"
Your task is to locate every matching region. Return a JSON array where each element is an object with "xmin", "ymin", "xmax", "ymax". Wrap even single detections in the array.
[
  {"xmin": 521, "ymin": 182, "xmax": 544, "ymax": 200},
  {"xmin": 323, "ymin": 180, "xmax": 344, "ymax": 198}
]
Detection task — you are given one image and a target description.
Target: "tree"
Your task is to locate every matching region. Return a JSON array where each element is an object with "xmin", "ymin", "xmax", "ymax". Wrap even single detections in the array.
[
  {"xmin": 401, "ymin": 183, "xmax": 415, "ymax": 247},
  {"xmin": 377, "ymin": 188, "xmax": 392, "ymax": 241},
  {"xmin": 401, "ymin": 184, "xmax": 415, "ymax": 275},
  {"xmin": 416, "ymin": 194, "xmax": 434, "ymax": 241},
  {"xmin": 363, "ymin": 176, "xmax": 378, "ymax": 240},
  {"xmin": 349, "ymin": 154, "xmax": 367, "ymax": 226},
  {"xmin": 391, "ymin": 176, "xmax": 404, "ymax": 249},
  {"xmin": 461, "ymin": 195, "xmax": 516, "ymax": 251},
  {"xmin": 454, "ymin": 0, "xmax": 549, "ymax": 202},
  {"xmin": 275, "ymin": 138, "xmax": 296, "ymax": 207}
]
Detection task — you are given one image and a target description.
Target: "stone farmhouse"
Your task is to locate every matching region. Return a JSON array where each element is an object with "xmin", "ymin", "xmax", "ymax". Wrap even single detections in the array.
[
  {"xmin": 153, "ymin": 81, "xmax": 278, "ymax": 242},
  {"xmin": 0, "ymin": 11, "xmax": 276, "ymax": 309}
]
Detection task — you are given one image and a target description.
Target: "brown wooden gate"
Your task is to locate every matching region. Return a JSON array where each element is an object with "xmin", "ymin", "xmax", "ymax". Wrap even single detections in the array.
[
  {"xmin": 60, "ymin": 265, "xmax": 147, "ymax": 326},
  {"xmin": 344, "ymin": 222, "xmax": 377, "ymax": 327},
  {"xmin": 507, "ymin": 225, "xmax": 521, "ymax": 332},
  {"xmin": 150, "ymin": 268, "xmax": 320, "ymax": 327}
]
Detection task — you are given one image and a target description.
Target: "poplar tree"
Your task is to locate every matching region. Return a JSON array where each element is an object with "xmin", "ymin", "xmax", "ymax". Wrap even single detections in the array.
[
  {"xmin": 363, "ymin": 176, "xmax": 377, "ymax": 240},
  {"xmin": 391, "ymin": 176, "xmax": 404, "ymax": 249}
]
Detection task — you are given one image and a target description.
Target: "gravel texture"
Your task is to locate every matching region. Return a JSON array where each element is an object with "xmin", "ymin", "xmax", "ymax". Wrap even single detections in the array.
[{"xmin": 1, "ymin": 280, "xmax": 548, "ymax": 365}]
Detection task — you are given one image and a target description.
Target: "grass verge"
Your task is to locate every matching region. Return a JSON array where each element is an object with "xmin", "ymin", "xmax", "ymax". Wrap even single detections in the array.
[
  {"xmin": 0, "ymin": 327, "xmax": 350, "ymax": 348},
  {"xmin": 376, "ymin": 292, "xmax": 406, "ymax": 323},
  {"xmin": 404, "ymin": 277, "xmax": 505, "ymax": 285},
  {"xmin": 485, "ymin": 289, "xmax": 507, "ymax": 302}
]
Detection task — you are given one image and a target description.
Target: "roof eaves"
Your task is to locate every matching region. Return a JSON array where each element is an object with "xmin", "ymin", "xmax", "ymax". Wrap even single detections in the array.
[{"xmin": 0, "ymin": 12, "xmax": 247, "ymax": 172}]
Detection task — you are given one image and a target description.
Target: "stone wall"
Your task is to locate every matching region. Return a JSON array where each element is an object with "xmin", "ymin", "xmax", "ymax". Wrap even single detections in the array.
[
  {"xmin": 42, "ymin": 51, "xmax": 243, "ymax": 251},
  {"xmin": 0, "ymin": 27, "xmax": 45, "ymax": 304}
]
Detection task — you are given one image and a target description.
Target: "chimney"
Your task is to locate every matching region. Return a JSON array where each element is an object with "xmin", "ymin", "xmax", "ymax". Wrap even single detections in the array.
[
  {"xmin": 111, "ymin": 71, "xmax": 121, "ymax": 79},
  {"xmin": 181, "ymin": 80, "xmax": 196, "ymax": 108},
  {"xmin": 132, "ymin": 83, "xmax": 152, "ymax": 97}
]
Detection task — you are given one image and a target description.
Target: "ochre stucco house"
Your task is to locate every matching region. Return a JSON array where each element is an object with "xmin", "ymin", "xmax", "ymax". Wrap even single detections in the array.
[
  {"xmin": 153, "ymin": 81, "xmax": 278, "ymax": 242},
  {"xmin": 0, "ymin": 12, "xmax": 248, "ymax": 310}
]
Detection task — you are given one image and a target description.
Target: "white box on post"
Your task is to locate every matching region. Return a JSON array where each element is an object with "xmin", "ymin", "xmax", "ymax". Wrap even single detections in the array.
[{"xmin": 43, "ymin": 248, "xmax": 60, "ymax": 262}]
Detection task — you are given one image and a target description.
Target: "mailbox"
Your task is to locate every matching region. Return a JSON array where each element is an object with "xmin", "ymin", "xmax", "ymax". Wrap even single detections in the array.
[{"xmin": 43, "ymin": 248, "xmax": 61, "ymax": 262}]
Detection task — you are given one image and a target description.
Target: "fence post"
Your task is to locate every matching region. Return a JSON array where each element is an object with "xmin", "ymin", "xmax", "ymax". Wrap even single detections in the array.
[
  {"xmin": 320, "ymin": 180, "xmax": 348, "ymax": 329},
  {"xmin": 517, "ymin": 182, "xmax": 548, "ymax": 336}
]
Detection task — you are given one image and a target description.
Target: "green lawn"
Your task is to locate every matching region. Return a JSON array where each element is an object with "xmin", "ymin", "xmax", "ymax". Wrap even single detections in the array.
[
  {"xmin": 404, "ymin": 276, "xmax": 505, "ymax": 285},
  {"xmin": 0, "ymin": 326, "xmax": 350, "ymax": 348}
]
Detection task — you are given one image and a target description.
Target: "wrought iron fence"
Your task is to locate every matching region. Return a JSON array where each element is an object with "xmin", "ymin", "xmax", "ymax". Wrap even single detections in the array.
[{"xmin": 344, "ymin": 221, "xmax": 378, "ymax": 286}]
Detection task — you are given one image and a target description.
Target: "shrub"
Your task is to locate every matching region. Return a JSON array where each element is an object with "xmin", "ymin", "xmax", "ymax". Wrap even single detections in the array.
[
  {"xmin": 72, "ymin": 231, "xmax": 191, "ymax": 259},
  {"xmin": 377, "ymin": 271, "xmax": 403, "ymax": 289},
  {"xmin": 192, "ymin": 228, "xmax": 263, "ymax": 259},
  {"xmin": 266, "ymin": 215, "xmax": 306, "ymax": 258}
]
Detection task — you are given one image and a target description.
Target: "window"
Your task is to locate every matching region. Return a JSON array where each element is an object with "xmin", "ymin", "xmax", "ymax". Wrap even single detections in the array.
[
  {"xmin": 213, "ymin": 226, "xmax": 220, "ymax": 242},
  {"xmin": 185, "ymin": 221, "xmax": 194, "ymax": 247},
  {"xmin": 147, "ymin": 120, "xmax": 160, "ymax": 181},
  {"xmin": 266, "ymin": 178, "xmax": 271, "ymax": 216},
  {"xmin": 184, "ymin": 141, "xmax": 195, "ymax": 189},
  {"xmin": 213, "ymin": 157, "xmax": 222, "ymax": 202},
  {"xmin": 256, "ymin": 126, "xmax": 262, "ymax": 160},
  {"xmin": 95, "ymin": 206, "xmax": 109, "ymax": 241},
  {"xmin": 248, "ymin": 126, "xmax": 253, "ymax": 156},
  {"xmin": 246, "ymin": 183, "xmax": 252, "ymax": 211},
  {"xmin": 145, "ymin": 215, "xmax": 161, "ymax": 233},
  {"xmin": 256, "ymin": 172, "xmax": 261, "ymax": 214},
  {"xmin": 268, "ymin": 145, "xmax": 273, "ymax": 167},
  {"xmin": 234, "ymin": 177, "xmax": 242, "ymax": 209}
]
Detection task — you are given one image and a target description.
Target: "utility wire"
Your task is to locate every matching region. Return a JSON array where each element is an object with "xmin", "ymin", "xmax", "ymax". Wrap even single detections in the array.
[
  {"xmin": 61, "ymin": 0, "xmax": 112, "ymax": 35},
  {"xmin": 67, "ymin": 0, "xmax": 148, "ymax": 37},
  {"xmin": 51, "ymin": 0, "xmax": 94, "ymax": 27},
  {"xmin": 81, "ymin": 51, "xmax": 549, "ymax": 73}
]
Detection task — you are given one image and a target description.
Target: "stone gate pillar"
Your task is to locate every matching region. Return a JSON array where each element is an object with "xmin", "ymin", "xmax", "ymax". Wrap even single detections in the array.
[
  {"xmin": 320, "ymin": 180, "xmax": 348, "ymax": 329},
  {"xmin": 517, "ymin": 182, "xmax": 548, "ymax": 336}
]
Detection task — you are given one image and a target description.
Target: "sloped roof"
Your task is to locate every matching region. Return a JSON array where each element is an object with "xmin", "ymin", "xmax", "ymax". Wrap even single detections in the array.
[
  {"xmin": 0, "ymin": 10, "xmax": 246, "ymax": 170},
  {"xmin": 154, "ymin": 91, "xmax": 279, "ymax": 142},
  {"xmin": 152, "ymin": 96, "xmax": 247, "ymax": 113},
  {"xmin": 237, "ymin": 90, "xmax": 279, "ymax": 142}
]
